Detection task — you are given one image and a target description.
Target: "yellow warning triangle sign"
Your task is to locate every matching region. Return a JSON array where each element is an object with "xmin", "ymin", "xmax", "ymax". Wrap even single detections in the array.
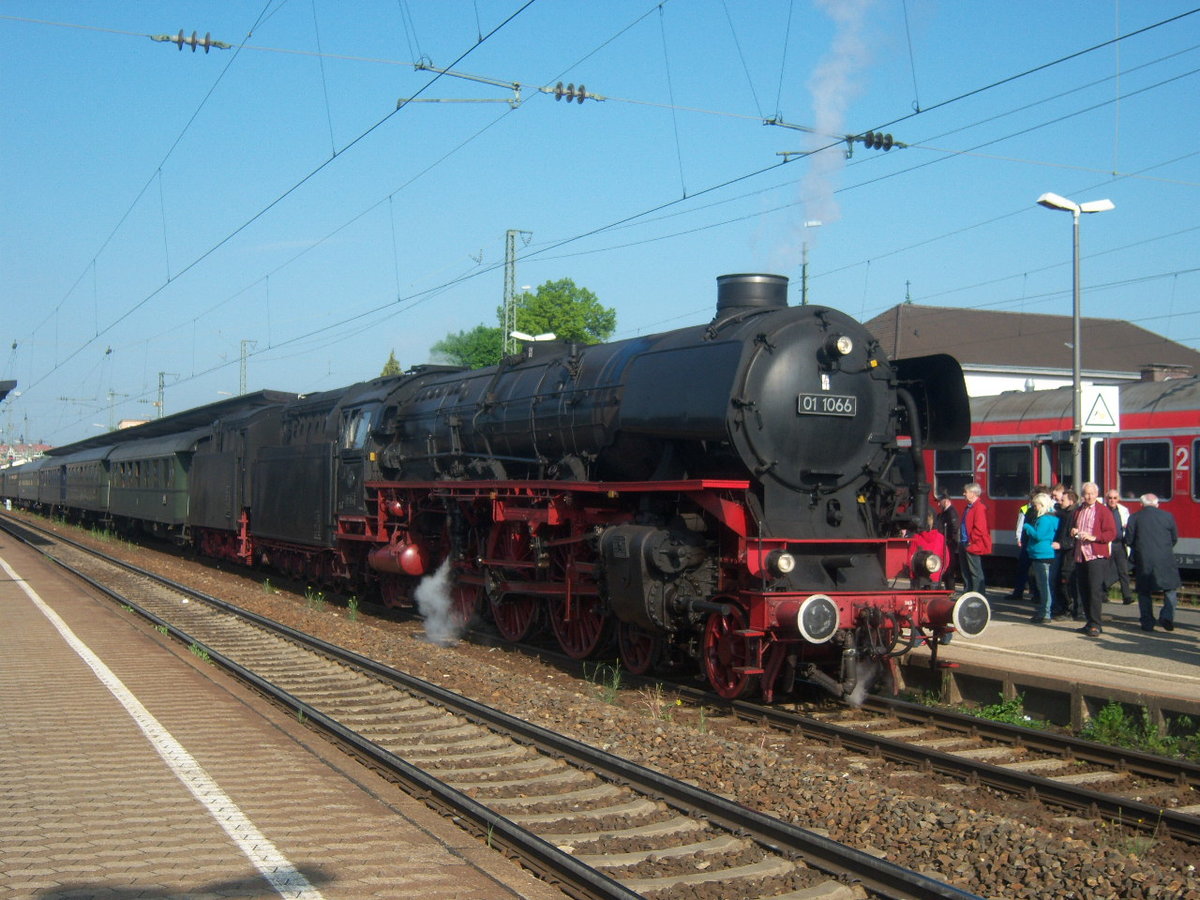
[{"xmin": 1084, "ymin": 392, "xmax": 1117, "ymax": 428}]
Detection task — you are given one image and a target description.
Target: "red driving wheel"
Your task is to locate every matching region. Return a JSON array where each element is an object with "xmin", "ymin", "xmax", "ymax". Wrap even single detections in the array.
[
  {"xmin": 702, "ymin": 605, "xmax": 760, "ymax": 699},
  {"xmin": 486, "ymin": 523, "xmax": 541, "ymax": 642},
  {"xmin": 617, "ymin": 621, "xmax": 662, "ymax": 675},
  {"xmin": 546, "ymin": 543, "xmax": 610, "ymax": 659}
]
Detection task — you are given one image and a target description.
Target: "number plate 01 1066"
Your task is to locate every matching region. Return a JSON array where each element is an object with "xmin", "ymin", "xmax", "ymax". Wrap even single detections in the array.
[{"xmin": 797, "ymin": 393, "xmax": 857, "ymax": 416}]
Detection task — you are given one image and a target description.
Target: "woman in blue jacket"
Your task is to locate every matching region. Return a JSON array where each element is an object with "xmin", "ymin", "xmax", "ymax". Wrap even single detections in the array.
[{"xmin": 1023, "ymin": 492, "xmax": 1059, "ymax": 623}]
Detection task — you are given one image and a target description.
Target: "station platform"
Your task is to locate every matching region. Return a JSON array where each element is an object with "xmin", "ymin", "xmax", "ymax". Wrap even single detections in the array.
[
  {"xmin": 902, "ymin": 588, "xmax": 1200, "ymax": 728},
  {"xmin": 0, "ymin": 536, "xmax": 565, "ymax": 900}
]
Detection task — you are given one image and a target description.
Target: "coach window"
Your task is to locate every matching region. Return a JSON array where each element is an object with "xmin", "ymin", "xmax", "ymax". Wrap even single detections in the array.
[
  {"xmin": 934, "ymin": 448, "xmax": 972, "ymax": 497},
  {"xmin": 1118, "ymin": 440, "xmax": 1172, "ymax": 500},
  {"xmin": 1193, "ymin": 439, "xmax": 1199, "ymax": 500},
  {"xmin": 989, "ymin": 445, "xmax": 1031, "ymax": 499}
]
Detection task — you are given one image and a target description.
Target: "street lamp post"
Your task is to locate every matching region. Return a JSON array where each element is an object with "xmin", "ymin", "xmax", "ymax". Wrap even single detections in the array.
[{"xmin": 1036, "ymin": 192, "xmax": 1114, "ymax": 491}]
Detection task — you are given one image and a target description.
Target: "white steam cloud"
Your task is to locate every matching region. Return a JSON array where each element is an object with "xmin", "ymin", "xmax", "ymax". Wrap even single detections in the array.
[
  {"xmin": 414, "ymin": 558, "xmax": 466, "ymax": 646},
  {"xmin": 847, "ymin": 656, "xmax": 881, "ymax": 708},
  {"xmin": 796, "ymin": 0, "xmax": 876, "ymax": 239}
]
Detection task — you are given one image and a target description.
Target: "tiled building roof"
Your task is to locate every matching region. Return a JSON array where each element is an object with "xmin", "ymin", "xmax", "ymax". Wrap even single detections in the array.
[{"xmin": 864, "ymin": 305, "xmax": 1200, "ymax": 378}]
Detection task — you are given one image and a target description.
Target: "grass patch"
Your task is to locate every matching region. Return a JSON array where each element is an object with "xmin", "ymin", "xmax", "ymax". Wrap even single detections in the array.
[
  {"xmin": 958, "ymin": 693, "xmax": 1052, "ymax": 729},
  {"xmin": 188, "ymin": 642, "xmax": 211, "ymax": 662},
  {"xmin": 1081, "ymin": 703, "xmax": 1200, "ymax": 761},
  {"xmin": 304, "ymin": 586, "xmax": 326, "ymax": 611},
  {"xmin": 582, "ymin": 659, "xmax": 623, "ymax": 704},
  {"xmin": 636, "ymin": 683, "xmax": 682, "ymax": 722}
]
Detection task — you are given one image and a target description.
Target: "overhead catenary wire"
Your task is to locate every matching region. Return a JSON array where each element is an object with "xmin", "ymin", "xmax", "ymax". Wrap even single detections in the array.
[
  {"xmin": 9, "ymin": 5, "xmax": 1199, "ymax": 440},
  {"xmin": 48, "ymin": 15, "xmax": 1200, "ymax": 417}
]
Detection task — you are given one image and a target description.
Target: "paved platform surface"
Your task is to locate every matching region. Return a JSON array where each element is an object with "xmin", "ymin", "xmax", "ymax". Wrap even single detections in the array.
[
  {"xmin": 910, "ymin": 588, "xmax": 1200, "ymax": 706},
  {"xmin": 0, "ymin": 535, "xmax": 566, "ymax": 900}
]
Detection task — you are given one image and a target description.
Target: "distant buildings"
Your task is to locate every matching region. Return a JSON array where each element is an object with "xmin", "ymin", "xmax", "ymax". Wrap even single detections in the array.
[
  {"xmin": 865, "ymin": 304, "xmax": 1200, "ymax": 398},
  {"xmin": 1, "ymin": 441, "xmax": 51, "ymax": 467}
]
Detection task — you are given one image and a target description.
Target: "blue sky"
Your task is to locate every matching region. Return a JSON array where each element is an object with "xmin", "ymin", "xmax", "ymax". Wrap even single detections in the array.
[{"xmin": 2, "ymin": 1, "xmax": 1198, "ymax": 446}]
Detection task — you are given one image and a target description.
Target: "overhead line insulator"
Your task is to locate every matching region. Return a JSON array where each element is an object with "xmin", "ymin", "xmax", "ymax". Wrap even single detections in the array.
[
  {"xmin": 149, "ymin": 30, "xmax": 232, "ymax": 53},
  {"xmin": 546, "ymin": 82, "xmax": 602, "ymax": 104},
  {"xmin": 843, "ymin": 130, "xmax": 906, "ymax": 158}
]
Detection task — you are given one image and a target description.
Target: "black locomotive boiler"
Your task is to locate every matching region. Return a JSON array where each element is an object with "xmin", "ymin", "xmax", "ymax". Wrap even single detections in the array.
[{"xmin": 8, "ymin": 273, "xmax": 990, "ymax": 701}]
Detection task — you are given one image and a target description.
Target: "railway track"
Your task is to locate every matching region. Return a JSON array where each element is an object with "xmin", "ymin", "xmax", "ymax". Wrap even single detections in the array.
[
  {"xmin": 2, "ymin": 515, "xmax": 979, "ymax": 900},
  {"xmin": 516, "ymin": 643, "xmax": 1200, "ymax": 846},
  {"xmin": 711, "ymin": 694, "xmax": 1200, "ymax": 840}
]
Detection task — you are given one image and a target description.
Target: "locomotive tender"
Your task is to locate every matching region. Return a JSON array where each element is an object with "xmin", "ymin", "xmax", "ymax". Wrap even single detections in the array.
[{"xmin": 3, "ymin": 274, "xmax": 990, "ymax": 700}]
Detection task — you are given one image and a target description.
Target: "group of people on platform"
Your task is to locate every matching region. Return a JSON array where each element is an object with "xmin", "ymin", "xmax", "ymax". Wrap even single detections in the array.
[{"xmin": 906, "ymin": 482, "xmax": 1182, "ymax": 639}]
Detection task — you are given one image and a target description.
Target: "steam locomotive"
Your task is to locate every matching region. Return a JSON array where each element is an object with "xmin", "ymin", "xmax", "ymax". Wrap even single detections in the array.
[{"xmin": 3, "ymin": 274, "xmax": 990, "ymax": 701}]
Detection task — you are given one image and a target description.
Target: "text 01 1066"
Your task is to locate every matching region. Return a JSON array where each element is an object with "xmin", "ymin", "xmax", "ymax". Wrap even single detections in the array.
[{"xmin": 797, "ymin": 393, "xmax": 857, "ymax": 417}]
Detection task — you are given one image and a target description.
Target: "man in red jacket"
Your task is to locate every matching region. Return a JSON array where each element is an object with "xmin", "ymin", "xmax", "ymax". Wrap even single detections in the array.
[
  {"xmin": 960, "ymin": 483, "xmax": 992, "ymax": 595},
  {"xmin": 1071, "ymin": 482, "xmax": 1117, "ymax": 637}
]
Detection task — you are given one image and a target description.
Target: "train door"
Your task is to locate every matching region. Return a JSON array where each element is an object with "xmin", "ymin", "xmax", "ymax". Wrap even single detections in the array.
[
  {"xmin": 985, "ymin": 444, "xmax": 1033, "ymax": 558},
  {"xmin": 1040, "ymin": 438, "xmax": 1103, "ymax": 489},
  {"xmin": 1089, "ymin": 438, "xmax": 1106, "ymax": 490},
  {"xmin": 1036, "ymin": 441, "xmax": 1054, "ymax": 486},
  {"xmin": 1038, "ymin": 441, "xmax": 1072, "ymax": 488}
]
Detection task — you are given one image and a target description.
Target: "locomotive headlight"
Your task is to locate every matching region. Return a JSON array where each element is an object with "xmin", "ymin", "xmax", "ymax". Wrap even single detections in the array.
[
  {"xmin": 767, "ymin": 549, "xmax": 796, "ymax": 575},
  {"xmin": 912, "ymin": 549, "xmax": 943, "ymax": 575},
  {"xmin": 824, "ymin": 334, "xmax": 854, "ymax": 358}
]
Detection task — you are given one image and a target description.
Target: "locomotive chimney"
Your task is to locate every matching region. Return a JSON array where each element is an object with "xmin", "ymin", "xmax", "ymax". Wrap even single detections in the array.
[{"xmin": 715, "ymin": 273, "xmax": 789, "ymax": 319}]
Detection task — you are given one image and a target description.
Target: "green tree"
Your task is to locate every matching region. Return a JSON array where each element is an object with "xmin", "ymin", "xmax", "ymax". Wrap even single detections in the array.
[
  {"xmin": 380, "ymin": 349, "xmax": 402, "ymax": 377},
  {"xmin": 430, "ymin": 324, "xmax": 504, "ymax": 369},
  {"xmin": 502, "ymin": 278, "xmax": 616, "ymax": 345},
  {"xmin": 430, "ymin": 279, "xmax": 615, "ymax": 369}
]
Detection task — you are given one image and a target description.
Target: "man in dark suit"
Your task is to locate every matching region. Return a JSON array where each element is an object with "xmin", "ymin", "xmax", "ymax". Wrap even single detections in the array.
[
  {"xmin": 1124, "ymin": 493, "xmax": 1181, "ymax": 632},
  {"xmin": 933, "ymin": 489, "xmax": 961, "ymax": 592}
]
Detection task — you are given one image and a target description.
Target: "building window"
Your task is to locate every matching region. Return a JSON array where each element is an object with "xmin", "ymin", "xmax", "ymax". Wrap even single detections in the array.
[
  {"xmin": 989, "ymin": 445, "xmax": 1031, "ymax": 499},
  {"xmin": 934, "ymin": 448, "xmax": 973, "ymax": 497},
  {"xmin": 1117, "ymin": 440, "xmax": 1172, "ymax": 500}
]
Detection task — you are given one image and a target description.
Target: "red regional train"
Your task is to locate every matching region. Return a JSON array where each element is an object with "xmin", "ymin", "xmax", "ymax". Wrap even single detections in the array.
[{"xmin": 927, "ymin": 375, "xmax": 1200, "ymax": 571}]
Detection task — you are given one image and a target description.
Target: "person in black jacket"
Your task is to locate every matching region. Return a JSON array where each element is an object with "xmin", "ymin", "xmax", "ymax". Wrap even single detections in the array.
[
  {"xmin": 933, "ymin": 489, "xmax": 961, "ymax": 593},
  {"xmin": 1125, "ymin": 494, "xmax": 1181, "ymax": 632},
  {"xmin": 1104, "ymin": 489, "xmax": 1134, "ymax": 604},
  {"xmin": 1050, "ymin": 487, "xmax": 1079, "ymax": 618}
]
